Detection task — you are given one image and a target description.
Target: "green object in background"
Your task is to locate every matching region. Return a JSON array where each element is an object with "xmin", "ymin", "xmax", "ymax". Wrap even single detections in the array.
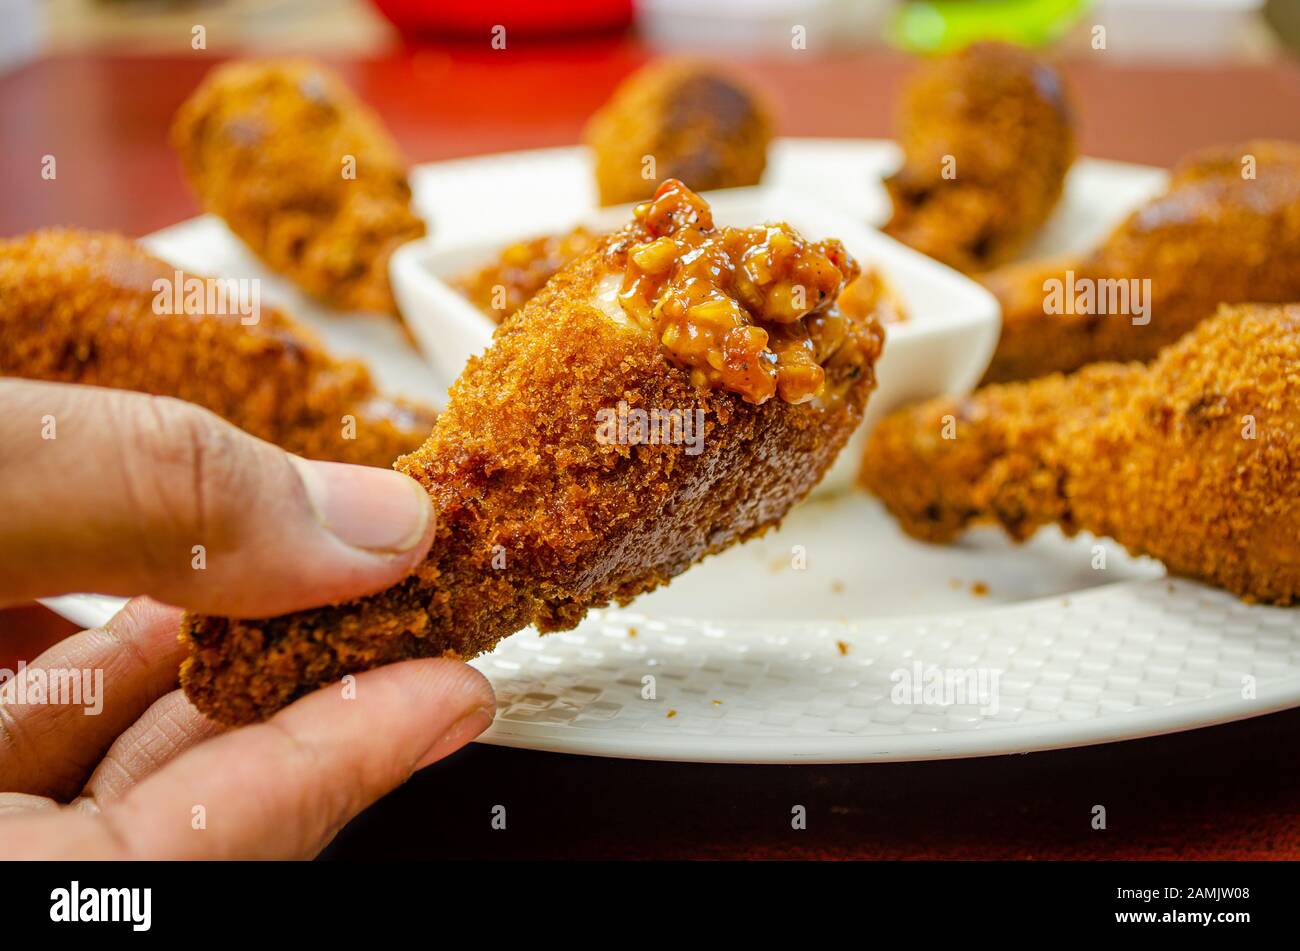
[{"xmin": 889, "ymin": 0, "xmax": 1093, "ymax": 53}]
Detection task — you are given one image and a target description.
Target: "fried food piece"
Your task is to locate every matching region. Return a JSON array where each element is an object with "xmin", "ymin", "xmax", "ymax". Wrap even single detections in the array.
[
  {"xmin": 182, "ymin": 181, "xmax": 885, "ymax": 724},
  {"xmin": 883, "ymin": 41, "xmax": 1075, "ymax": 274},
  {"xmin": 452, "ymin": 226, "xmax": 602, "ymax": 323},
  {"xmin": 982, "ymin": 139, "xmax": 1300, "ymax": 383},
  {"xmin": 0, "ymin": 229, "xmax": 434, "ymax": 467},
  {"xmin": 860, "ymin": 363, "xmax": 1131, "ymax": 545},
  {"xmin": 171, "ymin": 60, "xmax": 426, "ymax": 316},
  {"xmin": 860, "ymin": 304, "xmax": 1300, "ymax": 603},
  {"xmin": 586, "ymin": 58, "xmax": 773, "ymax": 206}
]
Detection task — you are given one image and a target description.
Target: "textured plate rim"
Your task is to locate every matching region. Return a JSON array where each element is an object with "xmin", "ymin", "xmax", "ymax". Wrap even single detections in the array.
[{"xmin": 43, "ymin": 580, "xmax": 1300, "ymax": 765}]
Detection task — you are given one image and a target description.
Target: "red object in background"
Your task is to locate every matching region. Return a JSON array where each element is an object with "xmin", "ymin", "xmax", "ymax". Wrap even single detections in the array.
[
  {"xmin": 371, "ymin": 0, "xmax": 634, "ymax": 39},
  {"xmin": 0, "ymin": 604, "xmax": 80, "ymax": 673}
]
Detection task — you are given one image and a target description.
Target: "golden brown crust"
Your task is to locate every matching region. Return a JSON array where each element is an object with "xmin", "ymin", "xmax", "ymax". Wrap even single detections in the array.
[
  {"xmin": 170, "ymin": 59, "xmax": 426, "ymax": 315},
  {"xmin": 585, "ymin": 58, "xmax": 772, "ymax": 206},
  {"xmin": 861, "ymin": 304, "xmax": 1300, "ymax": 603},
  {"xmin": 182, "ymin": 237, "xmax": 883, "ymax": 724},
  {"xmin": 883, "ymin": 41, "xmax": 1075, "ymax": 274},
  {"xmin": 981, "ymin": 139, "xmax": 1300, "ymax": 383},
  {"xmin": 1064, "ymin": 304, "xmax": 1300, "ymax": 604},
  {"xmin": 0, "ymin": 229, "xmax": 433, "ymax": 467},
  {"xmin": 859, "ymin": 364, "xmax": 1132, "ymax": 543}
]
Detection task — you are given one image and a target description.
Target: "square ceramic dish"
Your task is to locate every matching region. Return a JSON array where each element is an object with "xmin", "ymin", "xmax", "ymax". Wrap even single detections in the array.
[{"xmin": 389, "ymin": 185, "xmax": 1000, "ymax": 494}]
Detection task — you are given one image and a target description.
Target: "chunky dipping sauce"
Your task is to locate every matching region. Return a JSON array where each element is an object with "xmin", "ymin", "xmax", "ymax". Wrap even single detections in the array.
[
  {"xmin": 454, "ymin": 226, "xmax": 601, "ymax": 322},
  {"xmin": 838, "ymin": 268, "xmax": 907, "ymax": 326},
  {"xmin": 603, "ymin": 179, "xmax": 874, "ymax": 406}
]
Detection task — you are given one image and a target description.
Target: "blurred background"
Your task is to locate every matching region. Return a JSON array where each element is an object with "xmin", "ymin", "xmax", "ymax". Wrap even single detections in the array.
[
  {"xmin": 2, "ymin": 0, "xmax": 1298, "ymax": 240},
  {"xmin": 2, "ymin": 0, "xmax": 1298, "ymax": 69}
]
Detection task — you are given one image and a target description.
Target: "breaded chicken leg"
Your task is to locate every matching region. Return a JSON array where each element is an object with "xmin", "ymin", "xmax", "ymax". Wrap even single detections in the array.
[
  {"xmin": 182, "ymin": 181, "xmax": 885, "ymax": 724},
  {"xmin": 0, "ymin": 230, "xmax": 434, "ymax": 467},
  {"xmin": 982, "ymin": 140, "xmax": 1300, "ymax": 382},
  {"xmin": 861, "ymin": 303, "xmax": 1300, "ymax": 604},
  {"xmin": 171, "ymin": 60, "xmax": 426, "ymax": 316},
  {"xmin": 586, "ymin": 58, "xmax": 773, "ymax": 206},
  {"xmin": 883, "ymin": 41, "xmax": 1075, "ymax": 274}
]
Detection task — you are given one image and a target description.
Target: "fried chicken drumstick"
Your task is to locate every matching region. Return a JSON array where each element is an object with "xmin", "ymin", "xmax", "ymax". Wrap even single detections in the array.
[
  {"xmin": 0, "ymin": 230, "xmax": 434, "ymax": 467},
  {"xmin": 883, "ymin": 41, "xmax": 1075, "ymax": 274},
  {"xmin": 860, "ymin": 303, "xmax": 1300, "ymax": 604},
  {"xmin": 171, "ymin": 60, "xmax": 426, "ymax": 316},
  {"xmin": 982, "ymin": 140, "xmax": 1300, "ymax": 383},
  {"xmin": 182, "ymin": 181, "xmax": 885, "ymax": 724},
  {"xmin": 586, "ymin": 58, "xmax": 773, "ymax": 206}
]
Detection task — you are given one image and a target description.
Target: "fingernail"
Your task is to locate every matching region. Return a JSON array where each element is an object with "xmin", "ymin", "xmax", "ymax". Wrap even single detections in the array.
[
  {"xmin": 416, "ymin": 704, "xmax": 495, "ymax": 770},
  {"xmin": 291, "ymin": 458, "xmax": 433, "ymax": 554}
]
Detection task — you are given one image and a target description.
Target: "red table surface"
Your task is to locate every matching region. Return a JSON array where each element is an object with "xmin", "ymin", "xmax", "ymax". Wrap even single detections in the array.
[{"xmin": 3, "ymin": 42, "xmax": 1300, "ymax": 859}]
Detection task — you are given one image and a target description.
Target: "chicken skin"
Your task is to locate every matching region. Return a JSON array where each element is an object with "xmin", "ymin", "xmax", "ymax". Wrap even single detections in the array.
[
  {"xmin": 883, "ymin": 41, "xmax": 1075, "ymax": 274},
  {"xmin": 982, "ymin": 139, "xmax": 1300, "ymax": 383},
  {"xmin": 182, "ymin": 181, "xmax": 885, "ymax": 724},
  {"xmin": 860, "ymin": 304, "xmax": 1300, "ymax": 604},
  {"xmin": 586, "ymin": 58, "xmax": 773, "ymax": 206},
  {"xmin": 0, "ymin": 230, "xmax": 434, "ymax": 467},
  {"xmin": 171, "ymin": 60, "xmax": 426, "ymax": 316}
]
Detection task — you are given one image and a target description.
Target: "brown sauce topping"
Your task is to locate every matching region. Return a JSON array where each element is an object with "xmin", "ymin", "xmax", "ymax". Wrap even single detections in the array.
[
  {"xmin": 604, "ymin": 178, "xmax": 869, "ymax": 405},
  {"xmin": 454, "ymin": 226, "xmax": 601, "ymax": 322}
]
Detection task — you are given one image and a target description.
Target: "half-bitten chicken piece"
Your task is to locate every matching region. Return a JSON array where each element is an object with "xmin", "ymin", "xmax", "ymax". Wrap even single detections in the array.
[
  {"xmin": 0, "ymin": 230, "xmax": 434, "ymax": 468},
  {"xmin": 883, "ymin": 41, "xmax": 1075, "ymax": 274},
  {"xmin": 171, "ymin": 59, "xmax": 426, "ymax": 316},
  {"xmin": 586, "ymin": 58, "xmax": 773, "ymax": 206},
  {"xmin": 182, "ymin": 180, "xmax": 885, "ymax": 724},
  {"xmin": 982, "ymin": 139, "xmax": 1300, "ymax": 383},
  {"xmin": 861, "ymin": 303, "xmax": 1300, "ymax": 604}
]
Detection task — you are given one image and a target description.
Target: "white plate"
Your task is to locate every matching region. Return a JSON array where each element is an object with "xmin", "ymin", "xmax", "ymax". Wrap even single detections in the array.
[{"xmin": 44, "ymin": 140, "xmax": 1300, "ymax": 764}]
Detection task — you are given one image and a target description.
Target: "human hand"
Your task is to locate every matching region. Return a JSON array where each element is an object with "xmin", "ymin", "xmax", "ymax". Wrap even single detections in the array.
[{"xmin": 0, "ymin": 379, "xmax": 495, "ymax": 858}]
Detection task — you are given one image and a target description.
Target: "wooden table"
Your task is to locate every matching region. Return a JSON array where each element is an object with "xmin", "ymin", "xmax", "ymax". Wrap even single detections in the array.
[{"xmin": 4, "ymin": 41, "xmax": 1300, "ymax": 859}]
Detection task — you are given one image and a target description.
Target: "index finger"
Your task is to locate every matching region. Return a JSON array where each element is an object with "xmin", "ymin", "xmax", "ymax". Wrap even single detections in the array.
[{"xmin": 99, "ymin": 658, "xmax": 493, "ymax": 859}]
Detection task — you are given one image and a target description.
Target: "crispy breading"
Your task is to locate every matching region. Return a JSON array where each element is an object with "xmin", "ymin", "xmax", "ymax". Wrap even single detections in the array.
[
  {"xmin": 0, "ymin": 229, "xmax": 433, "ymax": 467},
  {"xmin": 181, "ymin": 186, "xmax": 883, "ymax": 724},
  {"xmin": 982, "ymin": 139, "xmax": 1300, "ymax": 383},
  {"xmin": 171, "ymin": 60, "xmax": 426, "ymax": 315},
  {"xmin": 883, "ymin": 41, "xmax": 1075, "ymax": 274},
  {"xmin": 586, "ymin": 58, "xmax": 772, "ymax": 206},
  {"xmin": 860, "ymin": 304, "xmax": 1300, "ymax": 603}
]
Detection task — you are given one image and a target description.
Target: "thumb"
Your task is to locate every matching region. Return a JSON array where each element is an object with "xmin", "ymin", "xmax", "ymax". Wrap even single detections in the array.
[{"xmin": 0, "ymin": 380, "xmax": 435, "ymax": 616}]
